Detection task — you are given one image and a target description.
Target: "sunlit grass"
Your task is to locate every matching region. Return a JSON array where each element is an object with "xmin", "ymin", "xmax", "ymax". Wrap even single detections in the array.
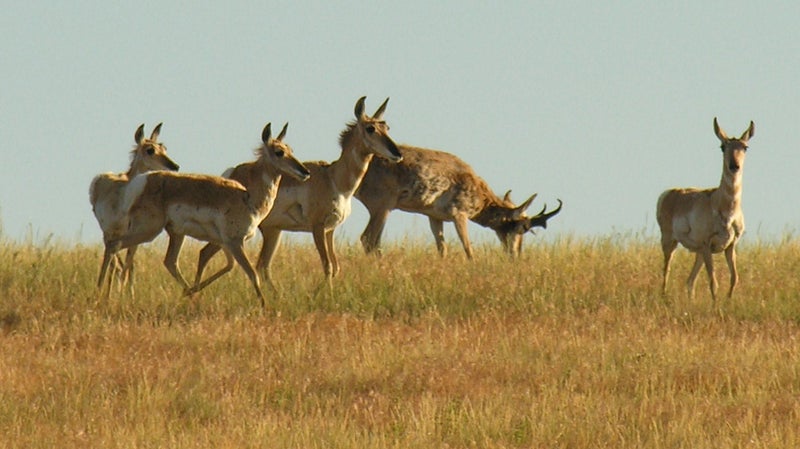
[{"xmin": 1, "ymin": 233, "xmax": 799, "ymax": 448}]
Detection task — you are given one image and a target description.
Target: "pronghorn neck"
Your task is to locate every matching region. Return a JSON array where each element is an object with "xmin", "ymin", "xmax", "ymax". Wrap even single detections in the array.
[
  {"xmin": 714, "ymin": 164, "xmax": 743, "ymax": 219},
  {"xmin": 471, "ymin": 194, "xmax": 506, "ymax": 228},
  {"xmin": 246, "ymin": 160, "xmax": 283, "ymax": 217},
  {"xmin": 125, "ymin": 152, "xmax": 148, "ymax": 179},
  {"xmin": 331, "ymin": 126, "xmax": 372, "ymax": 195}
]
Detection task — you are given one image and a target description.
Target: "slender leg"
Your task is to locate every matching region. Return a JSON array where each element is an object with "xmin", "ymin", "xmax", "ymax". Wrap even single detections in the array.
[
  {"xmin": 701, "ymin": 249, "xmax": 718, "ymax": 302},
  {"xmin": 187, "ymin": 243, "xmax": 234, "ymax": 296},
  {"xmin": 509, "ymin": 234, "xmax": 523, "ymax": 258},
  {"xmin": 686, "ymin": 252, "xmax": 704, "ymax": 299},
  {"xmin": 725, "ymin": 245, "xmax": 738, "ymax": 298},
  {"xmin": 192, "ymin": 243, "xmax": 233, "ymax": 289},
  {"xmin": 163, "ymin": 232, "xmax": 192, "ymax": 294},
  {"xmin": 326, "ymin": 229, "xmax": 339, "ymax": 278},
  {"xmin": 453, "ymin": 214, "xmax": 474, "ymax": 260},
  {"xmin": 311, "ymin": 225, "xmax": 335, "ymax": 296},
  {"xmin": 111, "ymin": 252, "xmax": 125, "ymax": 287},
  {"xmin": 257, "ymin": 227, "xmax": 283, "ymax": 295},
  {"xmin": 98, "ymin": 241, "xmax": 121, "ymax": 299},
  {"xmin": 312, "ymin": 226, "xmax": 333, "ymax": 279},
  {"xmin": 360, "ymin": 208, "xmax": 390, "ymax": 255},
  {"xmin": 122, "ymin": 246, "xmax": 138, "ymax": 297},
  {"xmin": 428, "ymin": 217, "xmax": 447, "ymax": 257},
  {"xmin": 192, "ymin": 243, "xmax": 224, "ymax": 285},
  {"xmin": 661, "ymin": 238, "xmax": 678, "ymax": 295},
  {"xmin": 227, "ymin": 243, "xmax": 265, "ymax": 309}
]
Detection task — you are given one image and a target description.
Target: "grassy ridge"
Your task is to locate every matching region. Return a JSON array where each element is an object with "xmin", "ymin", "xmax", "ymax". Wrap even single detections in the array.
[{"xmin": 1, "ymin": 235, "xmax": 799, "ymax": 448}]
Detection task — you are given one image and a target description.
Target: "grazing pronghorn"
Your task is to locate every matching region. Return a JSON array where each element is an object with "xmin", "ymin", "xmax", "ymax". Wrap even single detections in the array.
[
  {"xmin": 90, "ymin": 123, "xmax": 180, "ymax": 298},
  {"xmin": 355, "ymin": 145, "xmax": 562, "ymax": 258},
  {"xmin": 116, "ymin": 123, "xmax": 310, "ymax": 307},
  {"xmin": 657, "ymin": 117, "xmax": 754, "ymax": 301},
  {"xmin": 194, "ymin": 96, "xmax": 402, "ymax": 293}
]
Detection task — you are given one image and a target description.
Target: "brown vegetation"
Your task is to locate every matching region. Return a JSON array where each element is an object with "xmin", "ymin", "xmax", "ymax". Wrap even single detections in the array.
[{"xmin": 1, "ymin": 234, "xmax": 799, "ymax": 448}]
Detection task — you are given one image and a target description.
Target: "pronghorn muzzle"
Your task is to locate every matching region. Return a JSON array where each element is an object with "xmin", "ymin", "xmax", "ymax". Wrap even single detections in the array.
[
  {"xmin": 163, "ymin": 156, "xmax": 180, "ymax": 171},
  {"xmin": 383, "ymin": 136, "xmax": 403, "ymax": 162}
]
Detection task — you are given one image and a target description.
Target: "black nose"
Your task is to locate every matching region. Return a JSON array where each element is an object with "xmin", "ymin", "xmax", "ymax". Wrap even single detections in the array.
[{"xmin": 728, "ymin": 161, "xmax": 740, "ymax": 172}]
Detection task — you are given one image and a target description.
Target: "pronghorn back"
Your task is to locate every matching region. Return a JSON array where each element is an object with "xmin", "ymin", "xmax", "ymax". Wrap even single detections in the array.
[
  {"xmin": 124, "ymin": 171, "xmax": 247, "ymax": 218},
  {"xmin": 358, "ymin": 145, "xmax": 503, "ymax": 218}
]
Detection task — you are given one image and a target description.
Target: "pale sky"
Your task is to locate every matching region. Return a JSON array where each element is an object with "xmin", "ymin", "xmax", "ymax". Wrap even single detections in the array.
[{"xmin": 2, "ymin": 1, "xmax": 798, "ymax": 248}]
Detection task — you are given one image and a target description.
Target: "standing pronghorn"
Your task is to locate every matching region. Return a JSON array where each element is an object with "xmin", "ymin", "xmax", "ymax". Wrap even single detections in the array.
[
  {"xmin": 657, "ymin": 117, "xmax": 754, "ymax": 301},
  {"xmin": 194, "ymin": 96, "xmax": 402, "ymax": 293},
  {"xmin": 116, "ymin": 123, "xmax": 310, "ymax": 307},
  {"xmin": 355, "ymin": 145, "xmax": 562, "ymax": 258},
  {"xmin": 90, "ymin": 123, "xmax": 180, "ymax": 298}
]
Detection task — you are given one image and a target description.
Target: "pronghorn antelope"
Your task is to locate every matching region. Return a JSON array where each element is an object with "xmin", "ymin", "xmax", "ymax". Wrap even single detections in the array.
[
  {"xmin": 194, "ymin": 96, "xmax": 402, "ymax": 293},
  {"xmin": 190, "ymin": 123, "xmax": 312, "ymax": 294},
  {"xmin": 355, "ymin": 145, "xmax": 562, "ymax": 258},
  {"xmin": 657, "ymin": 117, "xmax": 754, "ymax": 301},
  {"xmin": 116, "ymin": 123, "xmax": 310, "ymax": 307},
  {"xmin": 90, "ymin": 123, "xmax": 180, "ymax": 298}
]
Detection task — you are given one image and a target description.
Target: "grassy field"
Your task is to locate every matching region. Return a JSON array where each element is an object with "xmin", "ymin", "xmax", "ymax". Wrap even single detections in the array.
[{"xmin": 1, "ymin": 233, "xmax": 799, "ymax": 448}]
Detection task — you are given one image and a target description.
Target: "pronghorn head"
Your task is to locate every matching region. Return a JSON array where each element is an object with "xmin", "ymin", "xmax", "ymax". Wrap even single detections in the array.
[
  {"xmin": 349, "ymin": 96, "xmax": 403, "ymax": 162},
  {"xmin": 714, "ymin": 117, "xmax": 754, "ymax": 176},
  {"xmin": 260, "ymin": 122, "xmax": 311, "ymax": 182},
  {"xmin": 130, "ymin": 123, "xmax": 180, "ymax": 173},
  {"xmin": 488, "ymin": 192, "xmax": 563, "ymax": 256}
]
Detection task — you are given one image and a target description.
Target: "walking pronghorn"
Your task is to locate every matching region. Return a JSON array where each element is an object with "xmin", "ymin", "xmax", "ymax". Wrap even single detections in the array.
[
  {"xmin": 90, "ymin": 123, "xmax": 180, "ymax": 298},
  {"xmin": 194, "ymin": 96, "xmax": 402, "ymax": 293},
  {"xmin": 189, "ymin": 123, "xmax": 314, "ymax": 294},
  {"xmin": 657, "ymin": 117, "xmax": 754, "ymax": 301},
  {"xmin": 116, "ymin": 123, "xmax": 310, "ymax": 307},
  {"xmin": 355, "ymin": 145, "xmax": 562, "ymax": 258}
]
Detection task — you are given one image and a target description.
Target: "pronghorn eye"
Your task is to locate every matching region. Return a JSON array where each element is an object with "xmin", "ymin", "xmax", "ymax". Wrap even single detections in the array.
[
  {"xmin": 275, "ymin": 149, "xmax": 285, "ymax": 157},
  {"xmin": 365, "ymin": 125, "xmax": 376, "ymax": 134},
  {"xmin": 146, "ymin": 146, "xmax": 155, "ymax": 155}
]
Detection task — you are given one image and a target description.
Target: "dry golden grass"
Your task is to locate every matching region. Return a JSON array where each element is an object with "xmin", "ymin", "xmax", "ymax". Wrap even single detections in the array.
[{"xmin": 1, "ymin": 233, "xmax": 799, "ymax": 448}]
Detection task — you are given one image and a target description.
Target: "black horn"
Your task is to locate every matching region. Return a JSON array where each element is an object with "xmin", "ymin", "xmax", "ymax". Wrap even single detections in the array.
[
  {"xmin": 150, "ymin": 122, "xmax": 163, "ymax": 141},
  {"xmin": 372, "ymin": 97, "xmax": 389, "ymax": 119},
  {"xmin": 525, "ymin": 199, "xmax": 563, "ymax": 231},
  {"xmin": 262, "ymin": 122, "xmax": 272, "ymax": 143}
]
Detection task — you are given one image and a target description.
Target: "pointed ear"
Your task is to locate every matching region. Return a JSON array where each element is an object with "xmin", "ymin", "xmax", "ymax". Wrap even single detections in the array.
[
  {"xmin": 502, "ymin": 190, "xmax": 512, "ymax": 203},
  {"xmin": 714, "ymin": 117, "xmax": 728, "ymax": 141},
  {"xmin": 372, "ymin": 97, "xmax": 389, "ymax": 119},
  {"xmin": 135, "ymin": 124, "xmax": 145, "ymax": 144},
  {"xmin": 354, "ymin": 96, "xmax": 367, "ymax": 119},
  {"xmin": 513, "ymin": 193, "xmax": 537, "ymax": 219},
  {"xmin": 277, "ymin": 122, "xmax": 288, "ymax": 141},
  {"xmin": 150, "ymin": 122, "xmax": 163, "ymax": 141},
  {"xmin": 262, "ymin": 122, "xmax": 272, "ymax": 143},
  {"xmin": 740, "ymin": 121, "xmax": 754, "ymax": 142}
]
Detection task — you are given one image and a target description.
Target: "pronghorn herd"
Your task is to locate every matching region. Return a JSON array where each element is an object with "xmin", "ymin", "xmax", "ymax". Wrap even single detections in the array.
[{"xmin": 90, "ymin": 98, "xmax": 754, "ymax": 307}]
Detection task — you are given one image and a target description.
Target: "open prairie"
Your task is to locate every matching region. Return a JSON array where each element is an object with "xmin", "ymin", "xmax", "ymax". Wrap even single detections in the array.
[{"xmin": 1, "ymin": 233, "xmax": 799, "ymax": 448}]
